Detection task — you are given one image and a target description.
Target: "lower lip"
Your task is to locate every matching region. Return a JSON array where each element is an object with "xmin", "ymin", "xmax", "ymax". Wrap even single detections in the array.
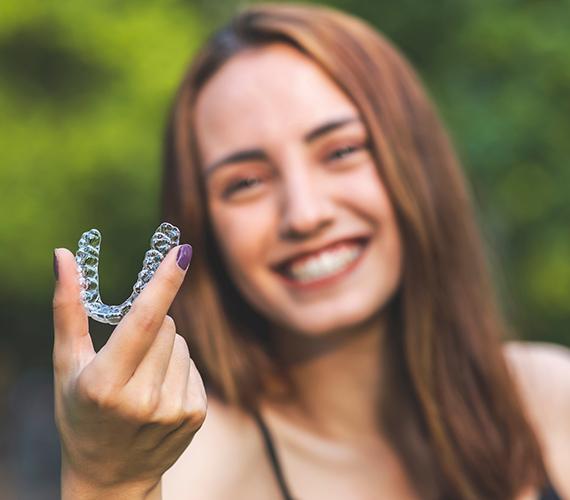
[{"xmin": 274, "ymin": 239, "xmax": 369, "ymax": 291}]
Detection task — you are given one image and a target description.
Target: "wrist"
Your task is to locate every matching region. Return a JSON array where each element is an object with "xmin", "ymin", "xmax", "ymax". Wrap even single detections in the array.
[{"xmin": 61, "ymin": 465, "xmax": 161, "ymax": 500}]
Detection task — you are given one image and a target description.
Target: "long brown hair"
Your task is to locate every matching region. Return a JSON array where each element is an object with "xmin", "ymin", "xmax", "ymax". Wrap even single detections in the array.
[{"xmin": 161, "ymin": 3, "xmax": 547, "ymax": 499}]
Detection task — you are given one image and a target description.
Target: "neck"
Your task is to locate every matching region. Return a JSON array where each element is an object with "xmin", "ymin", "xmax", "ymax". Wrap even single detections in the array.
[{"xmin": 267, "ymin": 313, "xmax": 386, "ymax": 442}]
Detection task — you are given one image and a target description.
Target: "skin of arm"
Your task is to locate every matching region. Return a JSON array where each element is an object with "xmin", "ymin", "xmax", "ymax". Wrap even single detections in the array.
[{"xmin": 503, "ymin": 340, "xmax": 570, "ymax": 498}]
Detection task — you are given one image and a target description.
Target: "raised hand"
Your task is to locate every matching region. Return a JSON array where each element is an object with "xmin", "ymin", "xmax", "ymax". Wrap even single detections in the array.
[{"xmin": 52, "ymin": 244, "xmax": 206, "ymax": 499}]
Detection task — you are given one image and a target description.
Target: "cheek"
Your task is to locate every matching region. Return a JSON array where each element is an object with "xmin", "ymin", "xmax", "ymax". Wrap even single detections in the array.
[
  {"xmin": 209, "ymin": 200, "xmax": 276, "ymax": 272},
  {"xmin": 339, "ymin": 164, "xmax": 395, "ymax": 222},
  {"xmin": 343, "ymin": 165, "xmax": 403, "ymax": 273}
]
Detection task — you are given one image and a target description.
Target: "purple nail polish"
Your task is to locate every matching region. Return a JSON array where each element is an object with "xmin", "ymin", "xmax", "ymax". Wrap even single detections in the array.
[
  {"xmin": 176, "ymin": 244, "xmax": 192, "ymax": 271},
  {"xmin": 53, "ymin": 249, "xmax": 59, "ymax": 281}
]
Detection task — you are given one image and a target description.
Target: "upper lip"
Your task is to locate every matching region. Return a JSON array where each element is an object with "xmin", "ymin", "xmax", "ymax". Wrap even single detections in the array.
[{"xmin": 271, "ymin": 235, "xmax": 370, "ymax": 271}]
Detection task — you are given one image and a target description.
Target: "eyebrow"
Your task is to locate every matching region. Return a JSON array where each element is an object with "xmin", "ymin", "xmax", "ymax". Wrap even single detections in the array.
[{"xmin": 203, "ymin": 115, "xmax": 361, "ymax": 179}]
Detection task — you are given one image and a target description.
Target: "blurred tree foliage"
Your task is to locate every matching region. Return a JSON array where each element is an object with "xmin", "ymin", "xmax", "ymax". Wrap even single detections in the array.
[{"xmin": 0, "ymin": 0, "xmax": 568, "ymax": 372}]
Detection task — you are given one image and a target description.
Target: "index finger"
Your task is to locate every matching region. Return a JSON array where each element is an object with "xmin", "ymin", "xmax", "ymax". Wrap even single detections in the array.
[{"xmin": 93, "ymin": 243, "xmax": 192, "ymax": 384}]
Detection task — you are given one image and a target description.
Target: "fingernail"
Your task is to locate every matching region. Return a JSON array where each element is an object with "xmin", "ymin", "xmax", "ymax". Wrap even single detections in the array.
[
  {"xmin": 176, "ymin": 244, "xmax": 192, "ymax": 271},
  {"xmin": 53, "ymin": 249, "xmax": 59, "ymax": 281}
]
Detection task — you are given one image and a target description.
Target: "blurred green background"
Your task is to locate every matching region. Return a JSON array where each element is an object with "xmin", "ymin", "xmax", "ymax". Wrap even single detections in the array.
[{"xmin": 0, "ymin": 0, "xmax": 568, "ymax": 497}]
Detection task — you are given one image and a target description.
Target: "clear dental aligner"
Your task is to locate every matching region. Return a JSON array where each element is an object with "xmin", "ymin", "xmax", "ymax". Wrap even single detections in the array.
[{"xmin": 75, "ymin": 222, "xmax": 181, "ymax": 325}]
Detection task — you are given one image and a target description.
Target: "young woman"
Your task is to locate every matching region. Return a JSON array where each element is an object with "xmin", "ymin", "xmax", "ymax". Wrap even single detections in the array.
[{"xmin": 52, "ymin": 3, "xmax": 570, "ymax": 499}]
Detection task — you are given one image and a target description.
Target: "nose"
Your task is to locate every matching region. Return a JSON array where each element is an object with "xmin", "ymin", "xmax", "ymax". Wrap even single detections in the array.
[{"xmin": 278, "ymin": 168, "xmax": 334, "ymax": 240}]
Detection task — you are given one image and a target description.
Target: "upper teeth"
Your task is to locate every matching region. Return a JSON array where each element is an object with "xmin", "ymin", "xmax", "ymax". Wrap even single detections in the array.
[{"xmin": 287, "ymin": 244, "xmax": 363, "ymax": 282}]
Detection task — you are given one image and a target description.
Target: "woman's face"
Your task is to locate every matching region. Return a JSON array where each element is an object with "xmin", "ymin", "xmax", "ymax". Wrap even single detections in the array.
[{"xmin": 194, "ymin": 43, "xmax": 402, "ymax": 337}]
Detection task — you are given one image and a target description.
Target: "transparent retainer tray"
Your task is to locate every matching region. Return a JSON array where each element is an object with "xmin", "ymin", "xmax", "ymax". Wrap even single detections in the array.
[{"xmin": 75, "ymin": 222, "xmax": 180, "ymax": 325}]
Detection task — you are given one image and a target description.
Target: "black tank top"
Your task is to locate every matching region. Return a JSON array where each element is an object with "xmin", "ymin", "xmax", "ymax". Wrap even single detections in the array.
[{"xmin": 252, "ymin": 412, "xmax": 563, "ymax": 500}]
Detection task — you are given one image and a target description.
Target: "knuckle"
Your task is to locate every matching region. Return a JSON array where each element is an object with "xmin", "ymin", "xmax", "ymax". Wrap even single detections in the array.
[
  {"xmin": 173, "ymin": 334, "xmax": 190, "ymax": 357},
  {"xmin": 126, "ymin": 388, "xmax": 161, "ymax": 422},
  {"xmin": 183, "ymin": 399, "xmax": 207, "ymax": 430},
  {"xmin": 52, "ymin": 347, "xmax": 67, "ymax": 376},
  {"xmin": 156, "ymin": 406, "xmax": 186, "ymax": 428},
  {"xmin": 76, "ymin": 374, "xmax": 119, "ymax": 410},
  {"xmin": 161, "ymin": 269, "xmax": 182, "ymax": 290},
  {"xmin": 162, "ymin": 315, "xmax": 176, "ymax": 331},
  {"xmin": 52, "ymin": 288, "xmax": 66, "ymax": 310},
  {"xmin": 52, "ymin": 295, "xmax": 77, "ymax": 313},
  {"xmin": 52, "ymin": 294, "xmax": 62, "ymax": 310},
  {"xmin": 190, "ymin": 359, "xmax": 207, "ymax": 400},
  {"xmin": 130, "ymin": 304, "xmax": 161, "ymax": 333}
]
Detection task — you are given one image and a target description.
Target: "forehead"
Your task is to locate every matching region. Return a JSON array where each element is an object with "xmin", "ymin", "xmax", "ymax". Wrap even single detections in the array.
[{"xmin": 193, "ymin": 43, "xmax": 359, "ymax": 165}]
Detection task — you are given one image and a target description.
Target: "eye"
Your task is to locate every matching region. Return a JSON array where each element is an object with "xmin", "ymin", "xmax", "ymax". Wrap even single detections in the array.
[
  {"xmin": 330, "ymin": 145, "xmax": 356, "ymax": 160},
  {"xmin": 327, "ymin": 142, "xmax": 369, "ymax": 162},
  {"xmin": 223, "ymin": 176, "xmax": 264, "ymax": 198}
]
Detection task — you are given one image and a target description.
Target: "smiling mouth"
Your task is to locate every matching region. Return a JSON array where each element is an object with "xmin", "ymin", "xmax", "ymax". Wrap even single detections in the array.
[{"xmin": 273, "ymin": 237, "xmax": 370, "ymax": 286}]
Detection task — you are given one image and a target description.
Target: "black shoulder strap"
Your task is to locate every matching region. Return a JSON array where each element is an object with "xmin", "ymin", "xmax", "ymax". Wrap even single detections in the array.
[
  {"xmin": 252, "ymin": 411, "xmax": 564, "ymax": 500},
  {"xmin": 252, "ymin": 411, "xmax": 296, "ymax": 500},
  {"xmin": 540, "ymin": 482, "xmax": 563, "ymax": 500}
]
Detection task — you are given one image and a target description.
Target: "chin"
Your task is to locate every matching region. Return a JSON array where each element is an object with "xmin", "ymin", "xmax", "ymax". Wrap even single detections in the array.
[{"xmin": 274, "ymin": 300, "xmax": 388, "ymax": 339}]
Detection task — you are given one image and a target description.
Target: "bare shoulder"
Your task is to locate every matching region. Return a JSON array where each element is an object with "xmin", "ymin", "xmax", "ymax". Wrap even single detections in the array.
[
  {"xmin": 503, "ymin": 340, "xmax": 570, "ymax": 497},
  {"xmin": 162, "ymin": 395, "xmax": 279, "ymax": 500},
  {"xmin": 503, "ymin": 340, "xmax": 570, "ymax": 413}
]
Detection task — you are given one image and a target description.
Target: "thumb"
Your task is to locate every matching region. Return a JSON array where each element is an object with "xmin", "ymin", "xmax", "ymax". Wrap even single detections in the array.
[{"xmin": 52, "ymin": 248, "xmax": 94, "ymax": 374}]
